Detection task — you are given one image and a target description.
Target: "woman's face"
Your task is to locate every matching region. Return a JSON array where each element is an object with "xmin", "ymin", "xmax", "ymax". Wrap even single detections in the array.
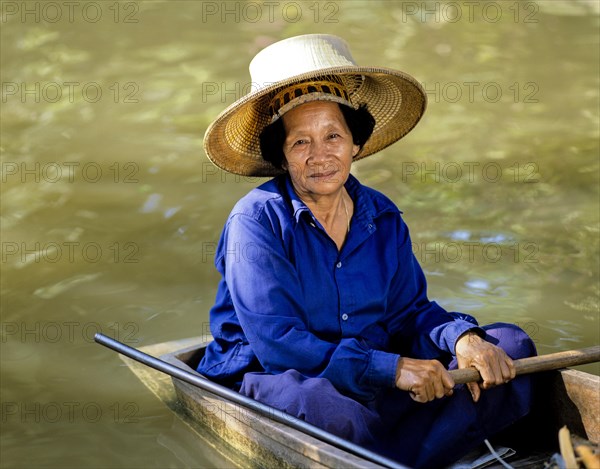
[{"xmin": 281, "ymin": 101, "xmax": 359, "ymax": 200}]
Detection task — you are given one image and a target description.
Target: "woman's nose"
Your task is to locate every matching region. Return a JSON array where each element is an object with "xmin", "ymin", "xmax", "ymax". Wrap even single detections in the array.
[{"xmin": 308, "ymin": 140, "xmax": 328, "ymax": 162}]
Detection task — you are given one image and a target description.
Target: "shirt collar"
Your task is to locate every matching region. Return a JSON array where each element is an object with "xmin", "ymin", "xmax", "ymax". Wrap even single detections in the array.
[
  {"xmin": 281, "ymin": 172, "xmax": 390, "ymax": 231},
  {"xmin": 282, "ymin": 174, "xmax": 309, "ymax": 223}
]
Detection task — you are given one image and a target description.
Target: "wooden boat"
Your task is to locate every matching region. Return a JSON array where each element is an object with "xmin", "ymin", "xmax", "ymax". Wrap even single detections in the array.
[{"xmin": 121, "ymin": 337, "xmax": 599, "ymax": 468}]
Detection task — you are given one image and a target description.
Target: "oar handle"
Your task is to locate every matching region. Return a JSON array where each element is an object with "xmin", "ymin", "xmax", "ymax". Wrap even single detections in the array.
[{"xmin": 449, "ymin": 345, "xmax": 600, "ymax": 385}]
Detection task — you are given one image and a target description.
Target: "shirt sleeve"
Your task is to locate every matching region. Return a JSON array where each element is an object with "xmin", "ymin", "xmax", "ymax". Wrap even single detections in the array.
[
  {"xmin": 380, "ymin": 216, "xmax": 484, "ymax": 359},
  {"xmin": 220, "ymin": 212, "xmax": 399, "ymax": 401}
]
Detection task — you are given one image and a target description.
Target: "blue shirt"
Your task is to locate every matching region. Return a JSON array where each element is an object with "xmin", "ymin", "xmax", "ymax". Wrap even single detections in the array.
[{"xmin": 198, "ymin": 174, "xmax": 480, "ymax": 401}]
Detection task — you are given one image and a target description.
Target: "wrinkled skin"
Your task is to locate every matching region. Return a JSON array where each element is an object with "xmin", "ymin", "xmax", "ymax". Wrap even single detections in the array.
[{"xmin": 395, "ymin": 332, "xmax": 516, "ymax": 403}]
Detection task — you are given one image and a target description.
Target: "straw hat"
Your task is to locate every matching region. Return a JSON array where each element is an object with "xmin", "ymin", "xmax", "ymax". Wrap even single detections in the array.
[{"xmin": 203, "ymin": 34, "xmax": 427, "ymax": 177}]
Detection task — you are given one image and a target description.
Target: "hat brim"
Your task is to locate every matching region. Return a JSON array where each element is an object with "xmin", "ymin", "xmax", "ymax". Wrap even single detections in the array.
[{"xmin": 203, "ymin": 66, "xmax": 427, "ymax": 177}]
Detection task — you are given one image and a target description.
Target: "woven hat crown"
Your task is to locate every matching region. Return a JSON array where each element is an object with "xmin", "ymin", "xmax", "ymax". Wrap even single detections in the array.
[
  {"xmin": 203, "ymin": 34, "xmax": 427, "ymax": 177},
  {"xmin": 248, "ymin": 35, "xmax": 357, "ymax": 92}
]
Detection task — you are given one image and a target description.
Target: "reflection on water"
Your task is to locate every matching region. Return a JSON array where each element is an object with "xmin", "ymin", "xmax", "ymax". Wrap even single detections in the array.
[{"xmin": 1, "ymin": 1, "xmax": 598, "ymax": 467}]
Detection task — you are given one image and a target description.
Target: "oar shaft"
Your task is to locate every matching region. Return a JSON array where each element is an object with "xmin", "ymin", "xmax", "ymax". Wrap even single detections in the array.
[{"xmin": 449, "ymin": 345, "xmax": 600, "ymax": 385}]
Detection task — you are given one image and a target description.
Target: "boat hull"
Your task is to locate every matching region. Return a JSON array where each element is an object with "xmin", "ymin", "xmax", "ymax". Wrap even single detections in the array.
[
  {"xmin": 161, "ymin": 341, "xmax": 388, "ymax": 468},
  {"xmin": 122, "ymin": 338, "xmax": 599, "ymax": 468}
]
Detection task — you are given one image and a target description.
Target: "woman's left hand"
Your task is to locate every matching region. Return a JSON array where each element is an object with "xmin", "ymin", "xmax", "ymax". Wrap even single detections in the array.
[{"xmin": 455, "ymin": 332, "xmax": 516, "ymax": 402}]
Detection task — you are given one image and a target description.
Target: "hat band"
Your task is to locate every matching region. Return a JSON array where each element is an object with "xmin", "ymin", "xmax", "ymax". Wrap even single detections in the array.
[{"xmin": 268, "ymin": 77, "xmax": 353, "ymax": 122}]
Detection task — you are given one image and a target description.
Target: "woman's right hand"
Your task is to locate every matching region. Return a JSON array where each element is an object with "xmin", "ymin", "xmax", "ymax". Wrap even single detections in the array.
[{"xmin": 395, "ymin": 357, "xmax": 455, "ymax": 403}]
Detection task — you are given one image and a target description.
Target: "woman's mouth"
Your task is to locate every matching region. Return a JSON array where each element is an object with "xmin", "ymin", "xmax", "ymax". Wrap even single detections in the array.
[{"xmin": 310, "ymin": 170, "xmax": 337, "ymax": 180}]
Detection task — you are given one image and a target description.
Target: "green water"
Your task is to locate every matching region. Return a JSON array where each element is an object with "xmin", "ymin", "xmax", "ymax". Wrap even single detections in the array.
[{"xmin": 1, "ymin": 1, "xmax": 598, "ymax": 467}]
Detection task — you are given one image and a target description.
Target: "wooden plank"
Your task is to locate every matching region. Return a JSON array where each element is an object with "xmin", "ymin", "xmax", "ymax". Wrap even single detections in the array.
[{"xmin": 561, "ymin": 370, "xmax": 600, "ymax": 444}]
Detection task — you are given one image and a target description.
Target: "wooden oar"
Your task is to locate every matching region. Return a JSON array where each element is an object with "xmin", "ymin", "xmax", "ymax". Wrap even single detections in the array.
[{"xmin": 449, "ymin": 345, "xmax": 600, "ymax": 385}]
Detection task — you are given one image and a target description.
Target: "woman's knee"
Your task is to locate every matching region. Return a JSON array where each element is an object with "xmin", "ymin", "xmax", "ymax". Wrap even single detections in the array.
[
  {"xmin": 482, "ymin": 322, "xmax": 537, "ymax": 359},
  {"xmin": 240, "ymin": 370, "xmax": 379, "ymax": 444}
]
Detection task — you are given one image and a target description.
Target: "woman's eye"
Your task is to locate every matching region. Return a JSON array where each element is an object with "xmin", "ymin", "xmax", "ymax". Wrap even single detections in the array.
[
  {"xmin": 294, "ymin": 139, "xmax": 307, "ymax": 146},
  {"xmin": 328, "ymin": 133, "xmax": 340, "ymax": 139}
]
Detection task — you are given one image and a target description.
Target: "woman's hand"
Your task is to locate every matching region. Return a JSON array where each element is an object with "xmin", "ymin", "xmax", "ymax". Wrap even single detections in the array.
[
  {"xmin": 395, "ymin": 357, "xmax": 455, "ymax": 403},
  {"xmin": 455, "ymin": 332, "xmax": 516, "ymax": 402}
]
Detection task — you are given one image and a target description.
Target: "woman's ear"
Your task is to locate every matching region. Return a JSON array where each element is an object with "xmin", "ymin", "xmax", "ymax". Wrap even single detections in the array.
[{"xmin": 352, "ymin": 144, "xmax": 360, "ymax": 157}]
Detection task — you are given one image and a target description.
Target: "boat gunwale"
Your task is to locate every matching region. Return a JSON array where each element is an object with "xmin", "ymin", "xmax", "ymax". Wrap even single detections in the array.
[{"xmin": 159, "ymin": 340, "xmax": 390, "ymax": 468}]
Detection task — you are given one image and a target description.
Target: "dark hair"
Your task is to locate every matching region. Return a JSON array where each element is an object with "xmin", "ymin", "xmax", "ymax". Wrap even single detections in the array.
[{"xmin": 259, "ymin": 103, "xmax": 376, "ymax": 171}]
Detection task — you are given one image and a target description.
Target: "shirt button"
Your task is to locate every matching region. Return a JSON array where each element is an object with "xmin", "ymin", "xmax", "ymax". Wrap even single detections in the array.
[
  {"xmin": 336, "ymin": 261, "xmax": 342, "ymax": 268},
  {"xmin": 341, "ymin": 313, "xmax": 349, "ymax": 321}
]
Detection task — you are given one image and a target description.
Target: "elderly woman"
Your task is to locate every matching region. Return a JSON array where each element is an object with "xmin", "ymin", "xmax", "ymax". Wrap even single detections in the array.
[{"xmin": 198, "ymin": 35, "xmax": 535, "ymax": 468}]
